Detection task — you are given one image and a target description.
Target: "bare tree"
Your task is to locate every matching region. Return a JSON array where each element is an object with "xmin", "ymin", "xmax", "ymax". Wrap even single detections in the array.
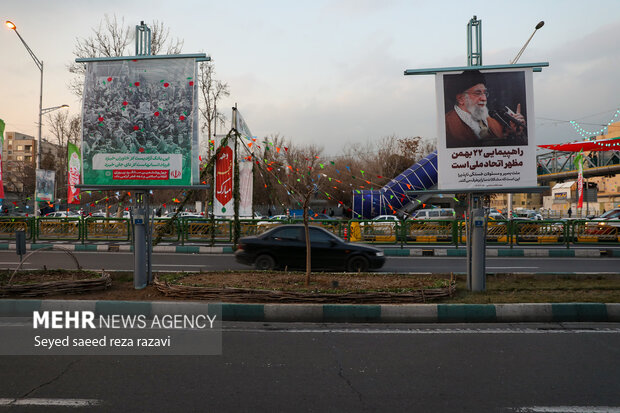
[
  {"xmin": 251, "ymin": 134, "xmax": 290, "ymax": 209},
  {"xmin": 281, "ymin": 144, "xmax": 326, "ymax": 285},
  {"xmin": 4, "ymin": 162, "xmax": 35, "ymax": 195},
  {"xmin": 250, "ymin": 134, "xmax": 436, "ymax": 219},
  {"xmin": 199, "ymin": 62, "xmax": 230, "ymax": 158},
  {"xmin": 68, "ymin": 15, "xmax": 183, "ymax": 97},
  {"xmin": 149, "ymin": 20, "xmax": 184, "ymax": 55}
]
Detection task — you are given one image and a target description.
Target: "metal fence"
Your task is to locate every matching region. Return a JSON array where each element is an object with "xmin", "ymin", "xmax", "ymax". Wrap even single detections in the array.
[{"xmin": 0, "ymin": 217, "xmax": 618, "ymax": 246}]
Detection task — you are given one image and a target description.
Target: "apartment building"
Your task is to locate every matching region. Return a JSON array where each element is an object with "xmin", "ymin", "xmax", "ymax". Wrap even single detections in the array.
[{"xmin": 2, "ymin": 131, "xmax": 61, "ymax": 192}]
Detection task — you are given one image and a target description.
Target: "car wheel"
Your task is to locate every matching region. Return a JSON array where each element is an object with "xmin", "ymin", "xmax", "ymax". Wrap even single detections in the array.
[
  {"xmin": 347, "ymin": 255, "xmax": 369, "ymax": 272},
  {"xmin": 255, "ymin": 254, "xmax": 276, "ymax": 271}
]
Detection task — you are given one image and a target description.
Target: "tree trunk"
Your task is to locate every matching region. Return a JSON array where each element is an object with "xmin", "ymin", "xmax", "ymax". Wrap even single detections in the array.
[{"xmin": 303, "ymin": 196, "xmax": 311, "ymax": 286}]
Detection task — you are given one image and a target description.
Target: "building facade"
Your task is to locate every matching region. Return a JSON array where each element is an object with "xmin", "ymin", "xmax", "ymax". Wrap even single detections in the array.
[
  {"xmin": 2, "ymin": 131, "xmax": 36, "ymax": 192},
  {"xmin": 2, "ymin": 131, "xmax": 62, "ymax": 193}
]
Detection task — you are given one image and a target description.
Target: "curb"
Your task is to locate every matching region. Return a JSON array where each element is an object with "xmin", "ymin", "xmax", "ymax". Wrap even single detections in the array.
[
  {"xmin": 383, "ymin": 248, "xmax": 620, "ymax": 258},
  {"xmin": 1, "ymin": 300, "xmax": 618, "ymax": 323},
  {"xmin": 2, "ymin": 243, "xmax": 619, "ymax": 257}
]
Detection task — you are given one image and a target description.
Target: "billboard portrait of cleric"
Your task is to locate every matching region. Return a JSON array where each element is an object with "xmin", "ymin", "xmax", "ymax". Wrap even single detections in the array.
[{"xmin": 443, "ymin": 70, "xmax": 528, "ymax": 149}]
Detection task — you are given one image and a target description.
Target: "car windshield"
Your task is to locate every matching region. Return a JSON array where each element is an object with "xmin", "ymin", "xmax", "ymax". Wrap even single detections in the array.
[
  {"xmin": 266, "ymin": 227, "xmax": 302, "ymax": 241},
  {"xmin": 599, "ymin": 209, "xmax": 620, "ymax": 219},
  {"xmin": 308, "ymin": 227, "xmax": 338, "ymax": 243}
]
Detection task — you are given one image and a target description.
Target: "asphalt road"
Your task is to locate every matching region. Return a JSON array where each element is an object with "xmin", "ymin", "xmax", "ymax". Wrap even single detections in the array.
[
  {"xmin": 1, "ymin": 251, "xmax": 619, "ymax": 274},
  {"xmin": 0, "ymin": 322, "xmax": 619, "ymax": 412}
]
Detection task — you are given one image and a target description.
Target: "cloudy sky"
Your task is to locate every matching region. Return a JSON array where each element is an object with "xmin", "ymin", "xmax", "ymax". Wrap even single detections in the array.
[{"xmin": 2, "ymin": 0, "xmax": 619, "ymax": 157}]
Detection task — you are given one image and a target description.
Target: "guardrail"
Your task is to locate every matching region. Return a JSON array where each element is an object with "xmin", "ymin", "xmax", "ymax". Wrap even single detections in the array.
[
  {"xmin": 0, "ymin": 217, "xmax": 32, "ymax": 241},
  {"xmin": 84, "ymin": 217, "xmax": 131, "ymax": 242},
  {"xmin": 36, "ymin": 217, "xmax": 82, "ymax": 242},
  {"xmin": 0, "ymin": 217, "xmax": 618, "ymax": 247}
]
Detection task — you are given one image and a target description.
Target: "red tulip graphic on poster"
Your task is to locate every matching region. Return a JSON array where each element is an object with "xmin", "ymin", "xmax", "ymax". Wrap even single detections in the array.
[{"xmin": 215, "ymin": 146, "xmax": 233, "ymax": 206}]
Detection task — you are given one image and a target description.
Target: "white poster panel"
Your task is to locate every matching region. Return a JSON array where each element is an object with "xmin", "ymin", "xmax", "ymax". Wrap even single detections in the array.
[
  {"xmin": 234, "ymin": 109, "xmax": 254, "ymax": 217},
  {"xmin": 435, "ymin": 68, "xmax": 536, "ymax": 190},
  {"xmin": 239, "ymin": 148, "xmax": 253, "ymax": 217}
]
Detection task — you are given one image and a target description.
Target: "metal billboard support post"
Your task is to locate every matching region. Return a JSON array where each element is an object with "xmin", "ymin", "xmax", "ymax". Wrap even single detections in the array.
[
  {"xmin": 467, "ymin": 193, "xmax": 486, "ymax": 291},
  {"xmin": 133, "ymin": 191, "xmax": 147, "ymax": 289},
  {"xmin": 77, "ymin": 184, "xmax": 210, "ymax": 289}
]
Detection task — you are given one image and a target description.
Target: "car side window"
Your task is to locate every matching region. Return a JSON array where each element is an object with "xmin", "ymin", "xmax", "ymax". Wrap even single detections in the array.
[
  {"xmin": 308, "ymin": 228, "xmax": 336, "ymax": 244},
  {"xmin": 270, "ymin": 227, "xmax": 302, "ymax": 241}
]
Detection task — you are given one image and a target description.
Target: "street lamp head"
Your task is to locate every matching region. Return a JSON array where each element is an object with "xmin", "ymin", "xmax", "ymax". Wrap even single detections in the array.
[
  {"xmin": 535, "ymin": 21, "xmax": 545, "ymax": 30},
  {"xmin": 5, "ymin": 21, "xmax": 16, "ymax": 30}
]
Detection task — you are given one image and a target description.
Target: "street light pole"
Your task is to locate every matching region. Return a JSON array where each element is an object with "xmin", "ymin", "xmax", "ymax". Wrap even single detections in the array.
[
  {"xmin": 510, "ymin": 21, "xmax": 545, "ymax": 65},
  {"xmin": 6, "ymin": 20, "xmax": 45, "ymax": 216},
  {"xmin": 508, "ymin": 20, "xmax": 545, "ymax": 218}
]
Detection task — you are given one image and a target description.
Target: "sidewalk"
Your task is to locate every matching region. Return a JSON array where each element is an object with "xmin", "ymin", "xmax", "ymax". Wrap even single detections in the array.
[
  {"xmin": 2, "ymin": 242, "xmax": 620, "ymax": 257},
  {"xmin": 1, "ymin": 299, "xmax": 618, "ymax": 323}
]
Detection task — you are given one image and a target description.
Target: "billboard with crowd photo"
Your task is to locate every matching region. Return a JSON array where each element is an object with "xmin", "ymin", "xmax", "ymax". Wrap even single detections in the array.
[
  {"xmin": 435, "ymin": 68, "xmax": 537, "ymax": 190},
  {"xmin": 35, "ymin": 169, "xmax": 55, "ymax": 202},
  {"xmin": 80, "ymin": 57, "xmax": 199, "ymax": 186}
]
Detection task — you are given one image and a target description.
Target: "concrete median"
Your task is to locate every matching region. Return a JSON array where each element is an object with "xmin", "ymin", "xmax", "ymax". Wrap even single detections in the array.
[{"xmin": 1, "ymin": 300, "xmax": 618, "ymax": 323}]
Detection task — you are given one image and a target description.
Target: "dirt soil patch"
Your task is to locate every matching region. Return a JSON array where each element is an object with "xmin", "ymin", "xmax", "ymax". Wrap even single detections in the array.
[
  {"xmin": 2, "ymin": 271, "xmax": 619, "ymax": 304},
  {"xmin": 159, "ymin": 271, "xmax": 450, "ymax": 292},
  {"xmin": 154, "ymin": 272, "xmax": 454, "ymax": 303},
  {"xmin": 2, "ymin": 271, "xmax": 453, "ymax": 302}
]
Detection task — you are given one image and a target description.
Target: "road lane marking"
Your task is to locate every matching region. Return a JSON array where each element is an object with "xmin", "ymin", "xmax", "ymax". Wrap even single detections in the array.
[
  {"xmin": 508, "ymin": 407, "xmax": 620, "ymax": 413},
  {"xmin": 152, "ymin": 264, "xmax": 205, "ymax": 267},
  {"xmin": 225, "ymin": 327, "xmax": 620, "ymax": 335},
  {"xmin": 0, "ymin": 398, "xmax": 101, "ymax": 407},
  {"xmin": 487, "ymin": 267, "xmax": 539, "ymax": 269}
]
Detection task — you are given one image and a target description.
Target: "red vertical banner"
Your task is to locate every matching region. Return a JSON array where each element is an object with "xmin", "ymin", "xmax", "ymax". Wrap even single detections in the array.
[
  {"xmin": 575, "ymin": 150, "xmax": 584, "ymax": 209},
  {"xmin": 215, "ymin": 146, "xmax": 233, "ymax": 207},
  {"xmin": 577, "ymin": 167, "xmax": 584, "ymax": 208}
]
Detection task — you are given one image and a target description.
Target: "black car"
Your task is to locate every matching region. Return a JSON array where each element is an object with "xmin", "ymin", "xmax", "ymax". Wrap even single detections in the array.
[{"xmin": 235, "ymin": 224, "xmax": 385, "ymax": 272}]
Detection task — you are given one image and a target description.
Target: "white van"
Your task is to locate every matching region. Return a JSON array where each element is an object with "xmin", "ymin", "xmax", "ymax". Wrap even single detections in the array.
[{"xmin": 410, "ymin": 208, "xmax": 456, "ymax": 220}]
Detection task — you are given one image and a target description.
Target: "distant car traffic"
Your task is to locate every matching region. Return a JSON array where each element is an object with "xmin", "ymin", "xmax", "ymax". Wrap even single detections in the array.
[
  {"xmin": 488, "ymin": 212, "xmax": 506, "ymax": 220},
  {"xmin": 256, "ymin": 215, "xmax": 291, "ymax": 229},
  {"xmin": 44, "ymin": 211, "xmax": 80, "ymax": 218},
  {"xmin": 371, "ymin": 215, "xmax": 400, "ymax": 222},
  {"xmin": 235, "ymin": 224, "xmax": 385, "ymax": 272},
  {"xmin": 587, "ymin": 207, "xmax": 620, "ymax": 231},
  {"xmin": 410, "ymin": 208, "xmax": 456, "ymax": 220},
  {"xmin": 359, "ymin": 215, "xmax": 400, "ymax": 227},
  {"xmin": 513, "ymin": 209, "xmax": 543, "ymax": 220},
  {"xmin": 163, "ymin": 211, "xmax": 204, "ymax": 219}
]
